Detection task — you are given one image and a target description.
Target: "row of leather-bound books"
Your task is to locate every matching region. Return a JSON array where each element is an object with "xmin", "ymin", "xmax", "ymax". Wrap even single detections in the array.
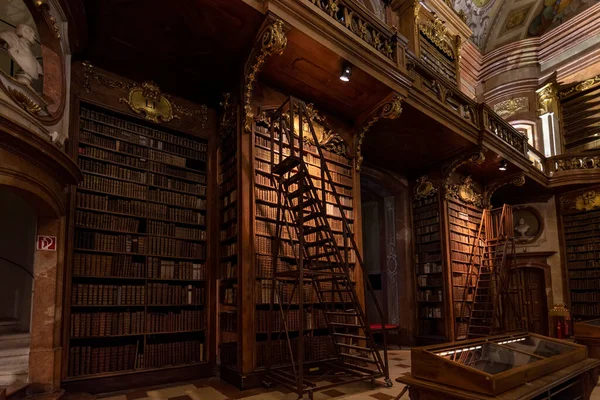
[{"xmin": 255, "ymin": 336, "xmax": 335, "ymax": 368}]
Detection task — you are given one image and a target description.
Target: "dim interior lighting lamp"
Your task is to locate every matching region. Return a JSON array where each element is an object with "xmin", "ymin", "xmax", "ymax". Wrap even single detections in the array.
[
  {"xmin": 499, "ymin": 159, "xmax": 508, "ymax": 171},
  {"xmin": 340, "ymin": 65, "xmax": 352, "ymax": 82}
]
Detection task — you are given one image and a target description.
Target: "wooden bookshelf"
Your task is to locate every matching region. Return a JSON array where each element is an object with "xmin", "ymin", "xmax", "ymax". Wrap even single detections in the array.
[
  {"xmin": 218, "ymin": 103, "xmax": 239, "ymax": 372},
  {"xmin": 250, "ymin": 119, "xmax": 356, "ymax": 370},
  {"xmin": 562, "ymin": 209, "xmax": 600, "ymax": 319},
  {"xmin": 412, "ymin": 193, "xmax": 446, "ymax": 343},
  {"xmin": 67, "ymin": 104, "xmax": 209, "ymax": 381},
  {"xmin": 446, "ymin": 199, "xmax": 483, "ymax": 340}
]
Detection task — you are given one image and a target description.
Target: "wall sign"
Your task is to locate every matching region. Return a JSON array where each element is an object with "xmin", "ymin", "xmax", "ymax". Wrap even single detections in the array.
[{"xmin": 37, "ymin": 235, "xmax": 56, "ymax": 251}]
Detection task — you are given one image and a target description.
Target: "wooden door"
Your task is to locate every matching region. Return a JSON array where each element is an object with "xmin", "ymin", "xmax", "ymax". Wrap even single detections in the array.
[{"xmin": 506, "ymin": 267, "xmax": 548, "ymax": 335}]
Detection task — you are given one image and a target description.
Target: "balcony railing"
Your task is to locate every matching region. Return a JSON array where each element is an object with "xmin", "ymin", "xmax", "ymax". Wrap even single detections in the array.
[
  {"xmin": 480, "ymin": 105, "xmax": 528, "ymax": 157},
  {"xmin": 308, "ymin": 0, "xmax": 397, "ymax": 61},
  {"xmin": 545, "ymin": 151, "xmax": 600, "ymax": 175}
]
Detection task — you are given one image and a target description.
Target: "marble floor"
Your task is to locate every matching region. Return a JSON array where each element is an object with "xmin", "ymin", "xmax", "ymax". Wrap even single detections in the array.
[{"xmin": 96, "ymin": 349, "xmax": 600, "ymax": 400}]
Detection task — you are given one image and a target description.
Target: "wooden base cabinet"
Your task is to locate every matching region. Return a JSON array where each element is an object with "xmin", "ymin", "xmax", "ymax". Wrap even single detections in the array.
[{"xmin": 575, "ymin": 318, "xmax": 600, "ymax": 359}]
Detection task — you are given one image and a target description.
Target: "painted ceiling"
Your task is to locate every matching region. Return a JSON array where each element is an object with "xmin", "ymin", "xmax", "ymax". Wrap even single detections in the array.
[{"xmin": 452, "ymin": 0, "xmax": 600, "ymax": 54}]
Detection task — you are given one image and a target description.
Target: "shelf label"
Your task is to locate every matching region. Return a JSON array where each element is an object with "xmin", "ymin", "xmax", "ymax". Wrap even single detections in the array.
[{"xmin": 37, "ymin": 235, "xmax": 57, "ymax": 251}]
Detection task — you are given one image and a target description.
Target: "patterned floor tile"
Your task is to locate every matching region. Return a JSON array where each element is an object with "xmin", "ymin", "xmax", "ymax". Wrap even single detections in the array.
[
  {"xmin": 369, "ymin": 393, "xmax": 396, "ymax": 400},
  {"xmin": 147, "ymin": 384, "xmax": 196, "ymax": 399},
  {"xmin": 187, "ymin": 387, "xmax": 228, "ymax": 400},
  {"xmin": 321, "ymin": 389, "xmax": 345, "ymax": 398}
]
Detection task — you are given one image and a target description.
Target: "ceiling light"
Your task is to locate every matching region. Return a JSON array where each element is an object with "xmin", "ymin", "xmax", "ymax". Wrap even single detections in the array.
[
  {"xmin": 499, "ymin": 160, "xmax": 508, "ymax": 171},
  {"xmin": 340, "ymin": 65, "xmax": 352, "ymax": 82}
]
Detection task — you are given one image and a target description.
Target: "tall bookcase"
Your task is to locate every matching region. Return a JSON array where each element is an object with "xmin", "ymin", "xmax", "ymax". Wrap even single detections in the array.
[
  {"xmin": 561, "ymin": 205, "xmax": 600, "ymax": 319},
  {"xmin": 412, "ymin": 193, "xmax": 446, "ymax": 343},
  {"xmin": 66, "ymin": 103, "xmax": 210, "ymax": 382},
  {"xmin": 218, "ymin": 101, "xmax": 239, "ymax": 373},
  {"xmin": 251, "ymin": 118, "xmax": 357, "ymax": 370},
  {"xmin": 446, "ymin": 199, "xmax": 483, "ymax": 340}
]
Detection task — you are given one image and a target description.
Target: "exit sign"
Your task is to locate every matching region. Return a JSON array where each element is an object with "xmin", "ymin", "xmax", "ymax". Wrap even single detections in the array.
[{"xmin": 37, "ymin": 236, "xmax": 57, "ymax": 251}]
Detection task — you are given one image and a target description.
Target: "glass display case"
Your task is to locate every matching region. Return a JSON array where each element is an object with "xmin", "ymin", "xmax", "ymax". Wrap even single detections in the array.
[
  {"xmin": 411, "ymin": 333, "xmax": 587, "ymax": 396},
  {"xmin": 574, "ymin": 318, "xmax": 600, "ymax": 358}
]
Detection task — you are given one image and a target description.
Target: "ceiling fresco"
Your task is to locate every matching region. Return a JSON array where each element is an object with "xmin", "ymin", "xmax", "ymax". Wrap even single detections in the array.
[{"xmin": 451, "ymin": 0, "xmax": 600, "ymax": 53}]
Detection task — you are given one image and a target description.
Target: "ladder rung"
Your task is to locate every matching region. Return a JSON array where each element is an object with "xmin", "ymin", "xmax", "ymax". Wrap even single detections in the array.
[
  {"xmin": 332, "ymin": 333, "xmax": 366, "ymax": 340},
  {"xmin": 304, "ymin": 225, "xmax": 327, "ymax": 234},
  {"xmin": 469, "ymin": 325, "xmax": 490, "ymax": 328},
  {"xmin": 304, "ymin": 213, "xmax": 322, "ymax": 222},
  {"xmin": 339, "ymin": 353, "xmax": 378, "ymax": 364},
  {"xmin": 273, "ymin": 156, "xmax": 302, "ymax": 175},
  {"xmin": 330, "ymin": 322, "xmax": 361, "ymax": 328},
  {"xmin": 306, "ymin": 239, "xmax": 332, "ymax": 247},
  {"xmin": 335, "ymin": 343, "xmax": 376, "ymax": 352},
  {"xmin": 326, "ymin": 311, "xmax": 358, "ymax": 316},
  {"xmin": 292, "ymin": 198, "xmax": 317, "ymax": 212},
  {"xmin": 308, "ymin": 251, "xmax": 338, "ymax": 259},
  {"xmin": 284, "ymin": 173, "xmax": 304, "ymax": 186}
]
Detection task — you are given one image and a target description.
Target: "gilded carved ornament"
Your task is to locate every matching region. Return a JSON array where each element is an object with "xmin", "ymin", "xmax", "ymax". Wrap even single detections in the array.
[
  {"xmin": 355, "ymin": 95, "xmax": 403, "ymax": 171},
  {"xmin": 482, "ymin": 173, "xmax": 526, "ymax": 208},
  {"xmin": 443, "ymin": 150, "xmax": 485, "ymax": 206},
  {"xmin": 536, "ymin": 83, "xmax": 558, "ymax": 115},
  {"xmin": 560, "ymin": 75, "xmax": 600, "ymax": 99},
  {"xmin": 419, "ymin": 18, "xmax": 455, "ymax": 60},
  {"xmin": 414, "ymin": 176, "xmax": 437, "ymax": 200},
  {"xmin": 244, "ymin": 19, "xmax": 287, "ymax": 133},
  {"xmin": 83, "ymin": 62, "xmax": 207, "ymax": 127},
  {"xmin": 575, "ymin": 191, "xmax": 600, "ymax": 212},
  {"xmin": 218, "ymin": 93, "xmax": 237, "ymax": 143},
  {"xmin": 33, "ymin": 0, "xmax": 60, "ymax": 39},
  {"xmin": 493, "ymin": 97, "xmax": 529, "ymax": 119}
]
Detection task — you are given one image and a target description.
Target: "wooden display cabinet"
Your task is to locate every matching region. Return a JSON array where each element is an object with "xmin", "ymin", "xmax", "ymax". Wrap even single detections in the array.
[
  {"xmin": 574, "ymin": 318, "xmax": 600, "ymax": 359},
  {"xmin": 410, "ymin": 333, "xmax": 588, "ymax": 396}
]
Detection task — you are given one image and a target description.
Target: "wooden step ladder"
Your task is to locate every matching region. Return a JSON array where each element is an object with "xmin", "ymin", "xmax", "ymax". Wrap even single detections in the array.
[
  {"xmin": 459, "ymin": 205, "xmax": 523, "ymax": 339},
  {"xmin": 263, "ymin": 97, "xmax": 391, "ymax": 399}
]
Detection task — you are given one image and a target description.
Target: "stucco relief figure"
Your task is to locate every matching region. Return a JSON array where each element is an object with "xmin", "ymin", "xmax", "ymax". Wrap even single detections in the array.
[{"xmin": 0, "ymin": 24, "xmax": 43, "ymax": 86}]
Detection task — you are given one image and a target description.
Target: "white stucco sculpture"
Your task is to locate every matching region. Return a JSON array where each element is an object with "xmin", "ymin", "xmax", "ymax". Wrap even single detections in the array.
[{"xmin": 0, "ymin": 24, "xmax": 43, "ymax": 86}]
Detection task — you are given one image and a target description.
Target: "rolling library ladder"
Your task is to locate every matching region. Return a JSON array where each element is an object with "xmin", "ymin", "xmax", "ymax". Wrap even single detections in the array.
[
  {"xmin": 459, "ymin": 205, "xmax": 523, "ymax": 339},
  {"xmin": 262, "ymin": 97, "xmax": 391, "ymax": 399}
]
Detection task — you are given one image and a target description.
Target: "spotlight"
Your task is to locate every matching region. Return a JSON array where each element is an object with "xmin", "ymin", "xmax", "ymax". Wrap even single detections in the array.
[
  {"xmin": 499, "ymin": 160, "xmax": 508, "ymax": 171},
  {"xmin": 340, "ymin": 65, "xmax": 352, "ymax": 82}
]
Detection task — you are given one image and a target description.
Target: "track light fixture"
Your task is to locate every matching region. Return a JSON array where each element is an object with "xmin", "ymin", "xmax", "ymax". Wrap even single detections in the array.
[
  {"xmin": 340, "ymin": 64, "xmax": 352, "ymax": 82},
  {"xmin": 499, "ymin": 159, "xmax": 508, "ymax": 171}
]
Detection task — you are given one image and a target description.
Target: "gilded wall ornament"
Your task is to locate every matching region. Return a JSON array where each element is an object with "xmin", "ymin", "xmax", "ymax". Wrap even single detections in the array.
[
  {"xmin": 447, "ymin": 175, "xmax": 482, "ymax": 207},
  {"xmin": 34, "ymin": 0, "xmax": 60, "ymax": 39},
  {"xmin": 414, "ymin": 176, "xmax": 437, "ymax": 200},
  {"xmin": 119, "ymin": 81, "xmax": 177, "ymax": 124},
  {"xmin": 355, "ymin": 94, "xmax": 403, "ymax": 171},
  {"xmin": 536, "ymin": 83, "xmax": 558, "ymax": 115},
  {"xmin": 244, "ymin": 19, "xmax": 288, "ymax": 133},
  {"xmin": 443, "ymin": 150, "xmax": 485, "ymax": 188},
  {"xmin": 300, "ymin": 104, "xmax": 348, "ymax": 156},
  {"xmin": 83, "ymin": 61, "xmax": 134, "ymax": 94},
  {"xmin": 560, "ymin": 75, "xmax": 600, "ymax": 99},
  {"xmin": 419, "ymin": 18, "xmax": 455, "ymax": 60},
  {"xmin": 576, "ymin": 190, "xmax": 600, "ymax": 211},
  {"xmin": 493, "ymin": 97, "xmax": 529, "ymax": 119}
]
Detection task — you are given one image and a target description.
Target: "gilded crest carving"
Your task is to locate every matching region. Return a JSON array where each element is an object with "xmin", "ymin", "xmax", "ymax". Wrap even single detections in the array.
[
  {"xmin": 356, "ymin": 94, "xmax": 403, "ymax": 171},
  {"xmin": 119, "ymin": 81, "xmax": 177, "ymax": 124},
  {"xmin": 300, "ymin": 104, "xmax": 348, "ymax": 156},
  {"xmin": 218, "ymin": 93, "xmax": 237, "ymax": 143},
  {"xmin": 493, "ymin": 97, "xmax": 529, "ymax": 119},
  {"xmin": 244, "ymin": 19, "xmax": 288, "ymax": 132},
  {"xmin": 447, "ymin": 175, "xmax": 482, "ymax": 207},
  {"xmin": 414, "ymin": 176, "xmax": 437, "ymax": 200},
  {"xmin": 419, "ymin": 18, "xmax": 455, "ymax": 60},
  {"xmin": 560, "ymin": 75, "xmax": 600, "ymax": 99},
  {"xmin": 576, "ymin": 191, "xmax": 600, "ymax": 211}
]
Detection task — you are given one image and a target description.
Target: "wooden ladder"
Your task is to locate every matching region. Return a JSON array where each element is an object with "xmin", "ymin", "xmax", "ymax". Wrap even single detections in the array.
[
  {"xmin": 263, "ymin": 97, "xmax": 391, "ymax": 399},
  {"xmin": 461, "ymin": 205, "xmax": 522, "ymax": 338}
]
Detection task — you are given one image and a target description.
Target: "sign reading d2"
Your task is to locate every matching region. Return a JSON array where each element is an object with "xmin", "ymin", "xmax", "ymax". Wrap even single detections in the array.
[{"xmin": 37, "ymin": 235, "xmax": 57, "ymax": 251}]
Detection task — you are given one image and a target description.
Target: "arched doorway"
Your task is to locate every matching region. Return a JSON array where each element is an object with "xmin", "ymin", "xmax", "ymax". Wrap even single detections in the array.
[{"xmin": 359, "ymin": 166, "xmax": 414, "ymax": 345}]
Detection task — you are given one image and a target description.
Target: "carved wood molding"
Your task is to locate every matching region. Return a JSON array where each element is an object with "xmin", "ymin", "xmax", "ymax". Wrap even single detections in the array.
[
  {"xmin": 218, "ymin": 93, "xmax": 237, "ymax": 144},
  {"xmin": 414, "ymin": 175, "xmax": 438, "ymax": 200},
  {"xmin": 82, "ymin": 62, "xmax": 208, "ymax": 127},
  {"xmin": 482, "ymin": 173, "xmax": 526, "ymax": 208},
  {"xmin": 355, "ymin": 93, "xmax": 403, "ymax": 171},
  {"xmin": 243, "ymin": 17, "xmax": 288, "ymax": 133}
]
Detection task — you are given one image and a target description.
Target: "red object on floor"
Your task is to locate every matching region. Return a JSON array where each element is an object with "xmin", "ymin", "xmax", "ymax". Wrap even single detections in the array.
[{"xmin": 370, "ymin": 324, "xmax": 399, "ymax": 331}]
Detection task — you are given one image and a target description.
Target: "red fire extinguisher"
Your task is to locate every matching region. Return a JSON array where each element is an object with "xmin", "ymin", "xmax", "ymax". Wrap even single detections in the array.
[
  {"xmin": 564, "ymin": 315, "xmax": 571, "ymax": 337},
  {"xmin": 556, "ymin": 320, "xmax": 563, "ymax": 339}
]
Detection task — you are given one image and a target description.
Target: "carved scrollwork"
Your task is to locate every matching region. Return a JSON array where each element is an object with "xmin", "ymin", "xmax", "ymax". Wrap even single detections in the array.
[
  {"xmin": 119, "ymin": 81, "xmax": 177, "ymax": 124},
  {"xmin": 482, "ymin": 173, "xmax": 526, "ymax": 208},
  {"xmin": 446, "ymin": 175, "xmax": 483, "ymax": 207},
  {"xmin": 560, "ymin": 75, "xmax": 600, "ymax": 99},
  {"xmin": 244, "ymin": 19, "xmax": 288, "ymax": 133},
  {"xmin": 355, "ymin": 94, "xmax": 403, "ymax": 171},
  {"xmin": 493, "ymin": 97, "xmax": 529, "ymax": 119},
  {"xmin": 414, "ymin": 176, "xmax": 438, "ymax": 200},
  {"xmin": 537, "ymin": 83, "xmax": 558, "ymax": 115},
  {"xmin": 218, "ymin": 93, "xmax": 237, "ymax": 144},
  {"xmin": 576, "ymin": 190, "xmax": 600, "ymax": 211},
  {"xmin": 419, "ymin": 18, "xmax": 455, "ymax": 60},
  {"xmin": 83, "ymin": 61, "xmax": 135, "ymax": 93}
]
